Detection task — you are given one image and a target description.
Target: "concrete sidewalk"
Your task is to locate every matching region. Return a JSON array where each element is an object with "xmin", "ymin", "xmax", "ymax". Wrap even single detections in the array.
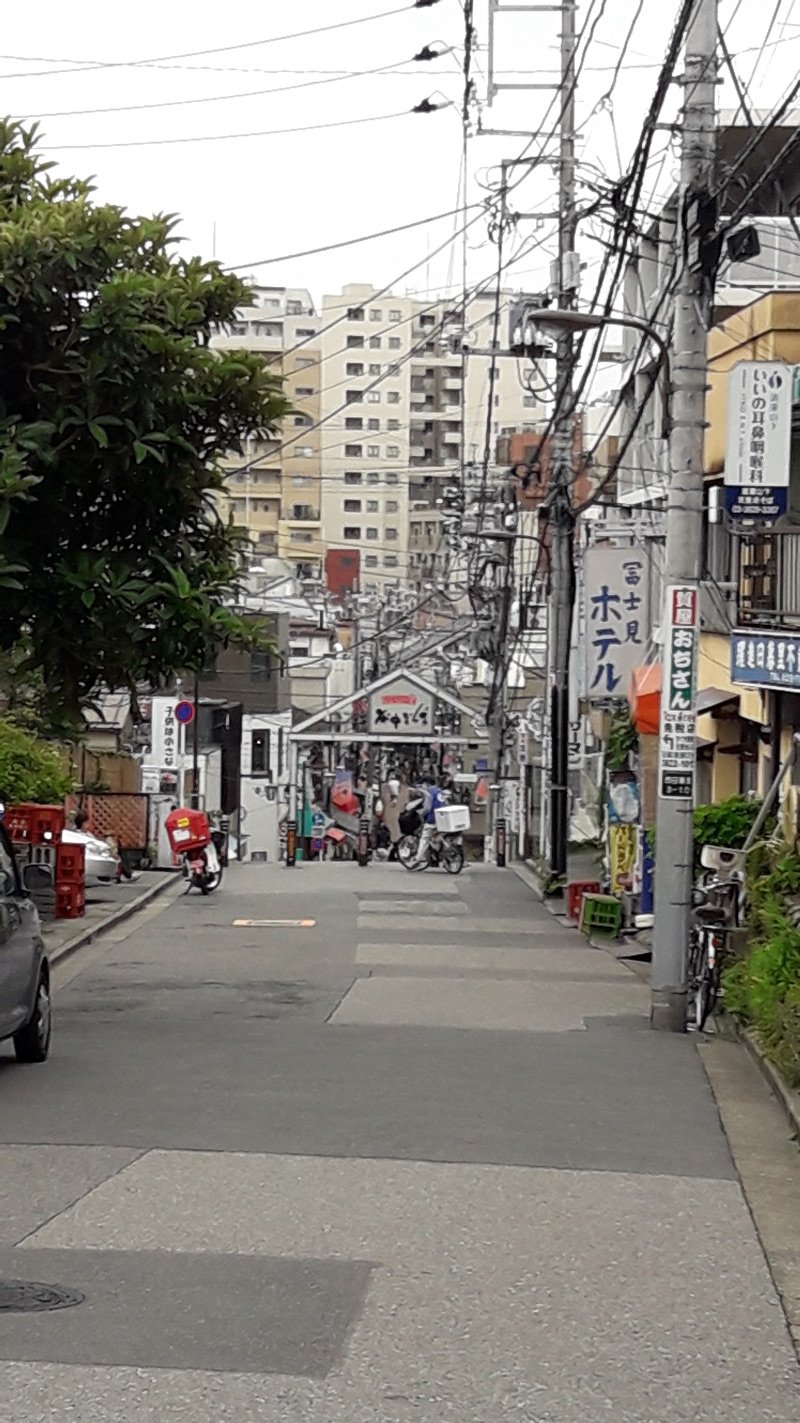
[
  {"xmin": 1, "ymin": 861, "xmax": 798, "ymax": 1421},
  {"xmin": 42, "ymin": 871, "xmax": 177, "ymax": 965}
]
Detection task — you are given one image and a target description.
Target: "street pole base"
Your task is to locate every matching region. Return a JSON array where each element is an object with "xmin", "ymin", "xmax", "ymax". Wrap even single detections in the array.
[{"xmin": 650, "ymin": 988, "xmax": 688, "ymax": 1034}]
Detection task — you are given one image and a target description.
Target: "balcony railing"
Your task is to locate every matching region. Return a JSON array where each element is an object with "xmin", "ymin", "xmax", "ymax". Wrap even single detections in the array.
[{"xmin": 737, "ymin": 528, "xmax": 800, "ymax": 630}]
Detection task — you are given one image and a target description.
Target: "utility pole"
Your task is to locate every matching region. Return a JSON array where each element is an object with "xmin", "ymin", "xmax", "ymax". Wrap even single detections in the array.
[
  {"xmin": 651, "ymin": 0, "xmax": 718, "ymax": 1031},
  {"xmin": 547, "ymin": 0, "xmax": 579, "ymax": 879}
]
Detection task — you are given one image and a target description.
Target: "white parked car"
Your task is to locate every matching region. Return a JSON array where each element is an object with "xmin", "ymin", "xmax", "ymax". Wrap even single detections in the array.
[{"xmin": 61, "ymin": 828, "xmax": 120, "ymax": 886}]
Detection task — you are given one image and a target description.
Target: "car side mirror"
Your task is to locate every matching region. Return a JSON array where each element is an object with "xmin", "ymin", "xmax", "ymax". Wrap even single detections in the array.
[{"xmin": 21, "ymin": 863, "xmax": 54, "ymax": 893}]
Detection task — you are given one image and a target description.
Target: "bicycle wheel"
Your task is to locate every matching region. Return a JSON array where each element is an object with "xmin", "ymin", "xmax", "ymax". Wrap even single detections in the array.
[{"xmin": 442, "ymin": 843, "xmax": 464, "ymax": 875}]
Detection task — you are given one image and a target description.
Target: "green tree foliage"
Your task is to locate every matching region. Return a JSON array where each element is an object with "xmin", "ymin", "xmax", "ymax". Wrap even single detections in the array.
[
  {"xmin": 0, "ymin": 718, "xmax": 73, "ymax": 804},
  {"xmin": 0, "ymin": 121, "xmax": 290, "ymax": 715}
]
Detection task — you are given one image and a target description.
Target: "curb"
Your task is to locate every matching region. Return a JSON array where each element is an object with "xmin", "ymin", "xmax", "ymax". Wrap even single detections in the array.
[
  {"xmin": 732, "ymin": 1018, "xmax": 800, "ymax": 1142},
  {"xmin": 47, "ymin": 874, "xmax": 178, "ymax": 968}
]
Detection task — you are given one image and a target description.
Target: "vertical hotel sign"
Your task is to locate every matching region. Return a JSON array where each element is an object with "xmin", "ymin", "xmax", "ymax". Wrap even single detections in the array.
[{"xmin": 659, "ymin": 587, "xmax": 698, "ymax": 800}]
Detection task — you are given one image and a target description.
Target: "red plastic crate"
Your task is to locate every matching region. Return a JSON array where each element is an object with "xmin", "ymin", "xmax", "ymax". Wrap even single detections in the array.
[
  {"xmin": 56, "ymin": 842, "xmax": 86, "ymax": 884},
  {"xmin": 6, "ymin": 803, "xmax": 65, "ymax": 846},
  {"xmin": 566, "ymin": 879, "xmax": 601, "ymax": 923},
  {"xmin": 56, "ymin": 883, "xmax": 85, "ymax": 919},
  {"xmin": 165, "ymin": 807, "xmax": 211, "ymax": 855}
]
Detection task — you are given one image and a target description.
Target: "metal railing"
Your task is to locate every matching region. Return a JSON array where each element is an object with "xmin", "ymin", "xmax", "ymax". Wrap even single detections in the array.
[{"xmin": 737, "ymin": 527, "xmax": 800, "ymax": 630}]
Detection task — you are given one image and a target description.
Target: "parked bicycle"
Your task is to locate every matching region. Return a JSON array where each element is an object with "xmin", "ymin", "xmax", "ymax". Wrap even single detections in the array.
[{"xmin": 688, "ymin": 845, "xmax": 745, "ymax": 1030}]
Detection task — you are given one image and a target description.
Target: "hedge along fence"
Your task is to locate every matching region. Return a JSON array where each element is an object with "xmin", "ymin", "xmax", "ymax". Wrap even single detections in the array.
[
  {"xmin": 0, "ymin": 718, "xmax": 74, "ymax": 805},
  {"xmin": 723, "ymin": 839, "xmax": 800, "ymax": 1090}
]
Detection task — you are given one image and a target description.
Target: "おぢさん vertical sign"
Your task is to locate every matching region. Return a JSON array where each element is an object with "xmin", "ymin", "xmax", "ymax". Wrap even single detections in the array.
[
  {"xmin": 367, "ymin": 675, "xmax": 434, "ymax": 734},
  {"xmin": 584, "ymin": 547, "xmax": 649, "ymax": 700},
  {"xmin": 658, "ymin": 587, "xmax": 699, "ymax": 800}
]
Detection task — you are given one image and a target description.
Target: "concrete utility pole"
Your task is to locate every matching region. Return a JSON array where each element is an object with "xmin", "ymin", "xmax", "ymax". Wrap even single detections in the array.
[
  {"xmin": 651, "ymin": 0, "xmax": 718, "ymax": 1031},
  {"xmin": 547, "ymin": 0, "xmax": 579, "ymax": 879}
]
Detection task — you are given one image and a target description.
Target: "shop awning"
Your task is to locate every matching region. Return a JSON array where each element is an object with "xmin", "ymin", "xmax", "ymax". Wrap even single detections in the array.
[
  {"xmin": 629, "ymin": 668, "xmax": 741, "ymax": 737},
  {"xmin": 695, "ymin": 686, "xmax": 740, "ymax": 717}
]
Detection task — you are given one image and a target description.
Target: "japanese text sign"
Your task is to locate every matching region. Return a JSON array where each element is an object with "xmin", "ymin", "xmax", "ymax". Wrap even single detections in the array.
[
  {"xmin": 367, "ymin": 676, "xmax": 434, "ymax": 735},
  {"xmin": 731, "ymin": 631, "xmax": 800, "ymax": 689},
  {"xmin": 725, "ymin": 361, "xmax": 792, "ymax": 523},
  {"xmin": 583, "ymin": 547, "xmax": 649, "ymax": 701},
  {"xmin": 658, "ymin": 586, "xmax": 698, "ymax": 800},
  {"xmin": 150, "ymin": 696, "xmax": 183, "ymax": 772}
]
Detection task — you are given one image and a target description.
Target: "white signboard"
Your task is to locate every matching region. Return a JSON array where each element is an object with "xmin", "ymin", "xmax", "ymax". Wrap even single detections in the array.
[
  {"xmin": 725, "ymin": 361, "xmax": 792, "ymax": 521},
  {"xmin": 584, "ymin": 546, "xmax": 649, "ymax": 700},
  {"xmin": 658, "ymin": 586, "xmax": 699, "ymax": 801},
  {"xmin": 367, "ymin": 676, "xmax": 434, "ymax": 735},
  {"xmin": 150, "ymin": 696, "xmax": 183, "ymax": 772}
]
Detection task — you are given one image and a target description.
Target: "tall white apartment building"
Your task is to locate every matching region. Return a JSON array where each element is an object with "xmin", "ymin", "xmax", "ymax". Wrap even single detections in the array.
[
  {"xmin": 210, "ymin": 285, "xmax": 325, "ymax": 586},
  {"xmin": 318, "ymin": 284, "xmax": 539, "ymax": 597}
]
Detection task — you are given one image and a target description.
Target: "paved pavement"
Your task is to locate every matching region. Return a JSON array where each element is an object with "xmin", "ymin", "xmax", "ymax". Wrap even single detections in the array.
[{"xmin": 0, "ymin": 861, "xmax": 798, "ymax": 1421}]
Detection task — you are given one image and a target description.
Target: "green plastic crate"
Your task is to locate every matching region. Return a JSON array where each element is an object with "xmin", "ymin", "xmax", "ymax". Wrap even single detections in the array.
[{"xmin": 579, "ymin": 893, "xmax": 622, "ymax": 939}]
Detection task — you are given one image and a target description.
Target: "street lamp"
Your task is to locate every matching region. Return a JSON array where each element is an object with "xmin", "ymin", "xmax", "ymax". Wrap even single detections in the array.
[{"xmin": 529, "ymin": 308, "xmax": 672, "ymax": 437}]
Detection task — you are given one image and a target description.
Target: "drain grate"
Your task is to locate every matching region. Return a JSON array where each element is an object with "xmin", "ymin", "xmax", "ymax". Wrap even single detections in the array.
[{"xmin": 0, "ymin": 1280, "xmax": 85, "ymax": 1314}]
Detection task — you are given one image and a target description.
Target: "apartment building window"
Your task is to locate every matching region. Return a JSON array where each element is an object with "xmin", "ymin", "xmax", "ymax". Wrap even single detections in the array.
[
  {"xmin": 523, "ymin": 394, "xmax": 536, "ymax": 407},
  {"xmin": 367, "ymin": 418, "xmax": 380, "ymax": 431},
  {"xmin": 386, "ymin": 528, "xmax": 399, "ymax": 541},
  {"xmin": 295, "ymin": 386, "xmax": 314, "ymax": 397},
  {"xmin": 344, "ymin": 471, "xmax": 362, "ymax": 485},
  {"xmin": 367, "ymin": 472, "xmax": 381, "ymax": 485},
  {"xmin": 367, "ymin": 444, "xmax": 380, "ymax": 457},
  {"xmin": 389, "ymin": 309, "xmax": 401, "ymax": 322},
  {"xmin": 293, "ymin": 415, "xmax": 312, "ymax": 427},
  {"xmin": 346, "ymin": 335, "xmax": 364, "ymax": 349},
  {"xmin": 386, "ymin": 444, "xmax": 400, "ymax": 457},
  {"xmin": 250, "ymin": 649, "xmax": 273, "ymax": 680},
  {"xmin": 367, "ymin": 500, "xmax": 379, "ymax": 512},
  {"xmin": 369, "ymin": 336, "xmax": 382, "ymax": 349},
  {"xmin": 344, "ymin": 444, "xmax": 362, "ymax": 457},
  {"xmin": 419, "ymin": 313, "xmax": 436, "ymax": 328},
  {"xmin": 343, "ymin": 526, "xmax": 361, "ymax": 539},
  {"xmin": 386, "ymin": 500, "xmax": 399, "ymax": 513},
  {"xmin": 290, "ymin": 531, "xmax": 313, "ymax": 543},
  {"xmin": 369, "ymin": 363, "xmax": 381, "ymax": 375},
  {"xmin": 387, "ymin": 392, "xmax": 400, "ymax": 404},
  {"xmin": 286, "ymin": 300, "xmax": 303, "ymax": 316},
  {"xmin": 230, "ymin": 322, "xmax": 247, "ymax": 336},
  {"xmin": 366, "ymin": 527, "xmax": 379, "ymax": 540},
  {"xmin": 365, "ymin": 554, "xmax": 379, "ymax": 568},
  {"xmin": 292, "ymin": 475, "xmax": 311, "ymax": 486},
  {"xmin": 347, "ymin": 307, "xmax": 365, "ymax": 321},
  {"xmin": 294, "ymin": 445, "xmax": 314, "ymax": 457},
  {"xmin": 384, "ymin": 554, "xmax": 399, "ymax": 568},
  {"xmin": 345, "ymin": 390, "xmax": 362, "ymax": 404},
  {"xmin": 343, "ymin": 499, "xmax": 362, "ymax": 512},
  {"xmin": 296, "ymin": 327, "xmax": 316, "ymax": 338},
  {"xmin": 389, "ymin": 337, "xmax": 401, "ymax": 350},
  {"xmin": 296, "ymin": 357, "xmax": 314, "ymax": 368},
  {"xmin": 388, "ymin": 364, "xmax": 400, "ymax": 375},
  {"xmin": 366, "ymin": 391, "xmax": 381, "ymax": 403},
  {"xmin": 346, "ymin": 362, "xmax": 364, "ymax": 376},
  {"xmin": 345, "ymin": 417, "xmax": 363, "ymax": 430},
  {"xmin": 251, "ymin": 729, "xmax": 270, "ymax": 776},
  {"xmin": 386, "ymin": 472, "xmax": 399, "ymax": 484},
  {"xmin": 369, "ymin": 309, "xmax": 382, "ymax": 322},
  {"xmin": 387, "ymin": 419, "xmax": 400, "ymax": 431}
]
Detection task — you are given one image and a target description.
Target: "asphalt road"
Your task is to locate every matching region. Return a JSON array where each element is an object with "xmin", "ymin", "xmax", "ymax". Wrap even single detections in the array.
[{"xmin": 0, "ymin": 861, "xmax": 798, "ymax": 1421}]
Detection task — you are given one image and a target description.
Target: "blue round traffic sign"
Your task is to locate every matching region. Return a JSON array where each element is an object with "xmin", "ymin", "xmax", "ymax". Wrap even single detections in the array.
[{"xmin": 175, "ymin": 700, "xmax": 195, "ymax": 725}]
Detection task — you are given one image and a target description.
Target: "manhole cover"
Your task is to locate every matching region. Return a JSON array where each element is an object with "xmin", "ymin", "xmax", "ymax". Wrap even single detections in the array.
[{"xmin": 0, "ymin": 1280, "xmax": 85, "ymax": 1313}]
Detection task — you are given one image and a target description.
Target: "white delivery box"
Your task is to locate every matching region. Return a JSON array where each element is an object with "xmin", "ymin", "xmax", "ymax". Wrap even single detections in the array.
[{"xmin": 435, "ymin": 804, "xmax": 471, "ymax": 834}]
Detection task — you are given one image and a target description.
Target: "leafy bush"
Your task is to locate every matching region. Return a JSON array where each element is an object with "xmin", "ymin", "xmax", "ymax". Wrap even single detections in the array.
[
  {"xmin": 723, "ymin": 840, "xmax": 800, "ymax": 1089},
  {"xmin": 693, "ymin": 795, "xmax": 767, "ymax": 856},
  {"xmin": 0, "ymin": 719, "xmax": 73, "ymax": 804}
]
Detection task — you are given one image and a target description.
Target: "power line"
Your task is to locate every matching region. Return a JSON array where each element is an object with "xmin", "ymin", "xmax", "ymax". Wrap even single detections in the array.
[
  {"xmin": 0, "ymin": 7, "xmax": 416, "ymax": 81},
  {"xmin": 231, "ymin": 204, "xmax": 482, "ymax": 270},
  {"xmin": 20, "ymin": 59, "xmax": 413, "ymax": 120},
  {"xmin": 46, "ymin": 108, "xmax": 416, "ymax": 151}
]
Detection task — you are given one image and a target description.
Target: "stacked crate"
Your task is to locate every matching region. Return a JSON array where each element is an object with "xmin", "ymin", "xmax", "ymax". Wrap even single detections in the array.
[
  {"xmin": 55, "ymin": 840, "xmax": 86, "ymax": 919},
  {"xmin": 6, "ymin": 804, "xmax": 84, "ymax": 920}
]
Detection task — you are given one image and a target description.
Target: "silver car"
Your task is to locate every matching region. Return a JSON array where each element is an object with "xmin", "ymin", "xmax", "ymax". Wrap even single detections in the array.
[{"xmin": 0, "ymin": 822, "xmax": 51, "ymax": 1062}]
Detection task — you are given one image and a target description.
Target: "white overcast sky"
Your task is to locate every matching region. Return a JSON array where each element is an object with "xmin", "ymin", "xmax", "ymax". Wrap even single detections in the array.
[{"xmin": 3, "ymin": 1, "xmax": 799, "ymax": 305}]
